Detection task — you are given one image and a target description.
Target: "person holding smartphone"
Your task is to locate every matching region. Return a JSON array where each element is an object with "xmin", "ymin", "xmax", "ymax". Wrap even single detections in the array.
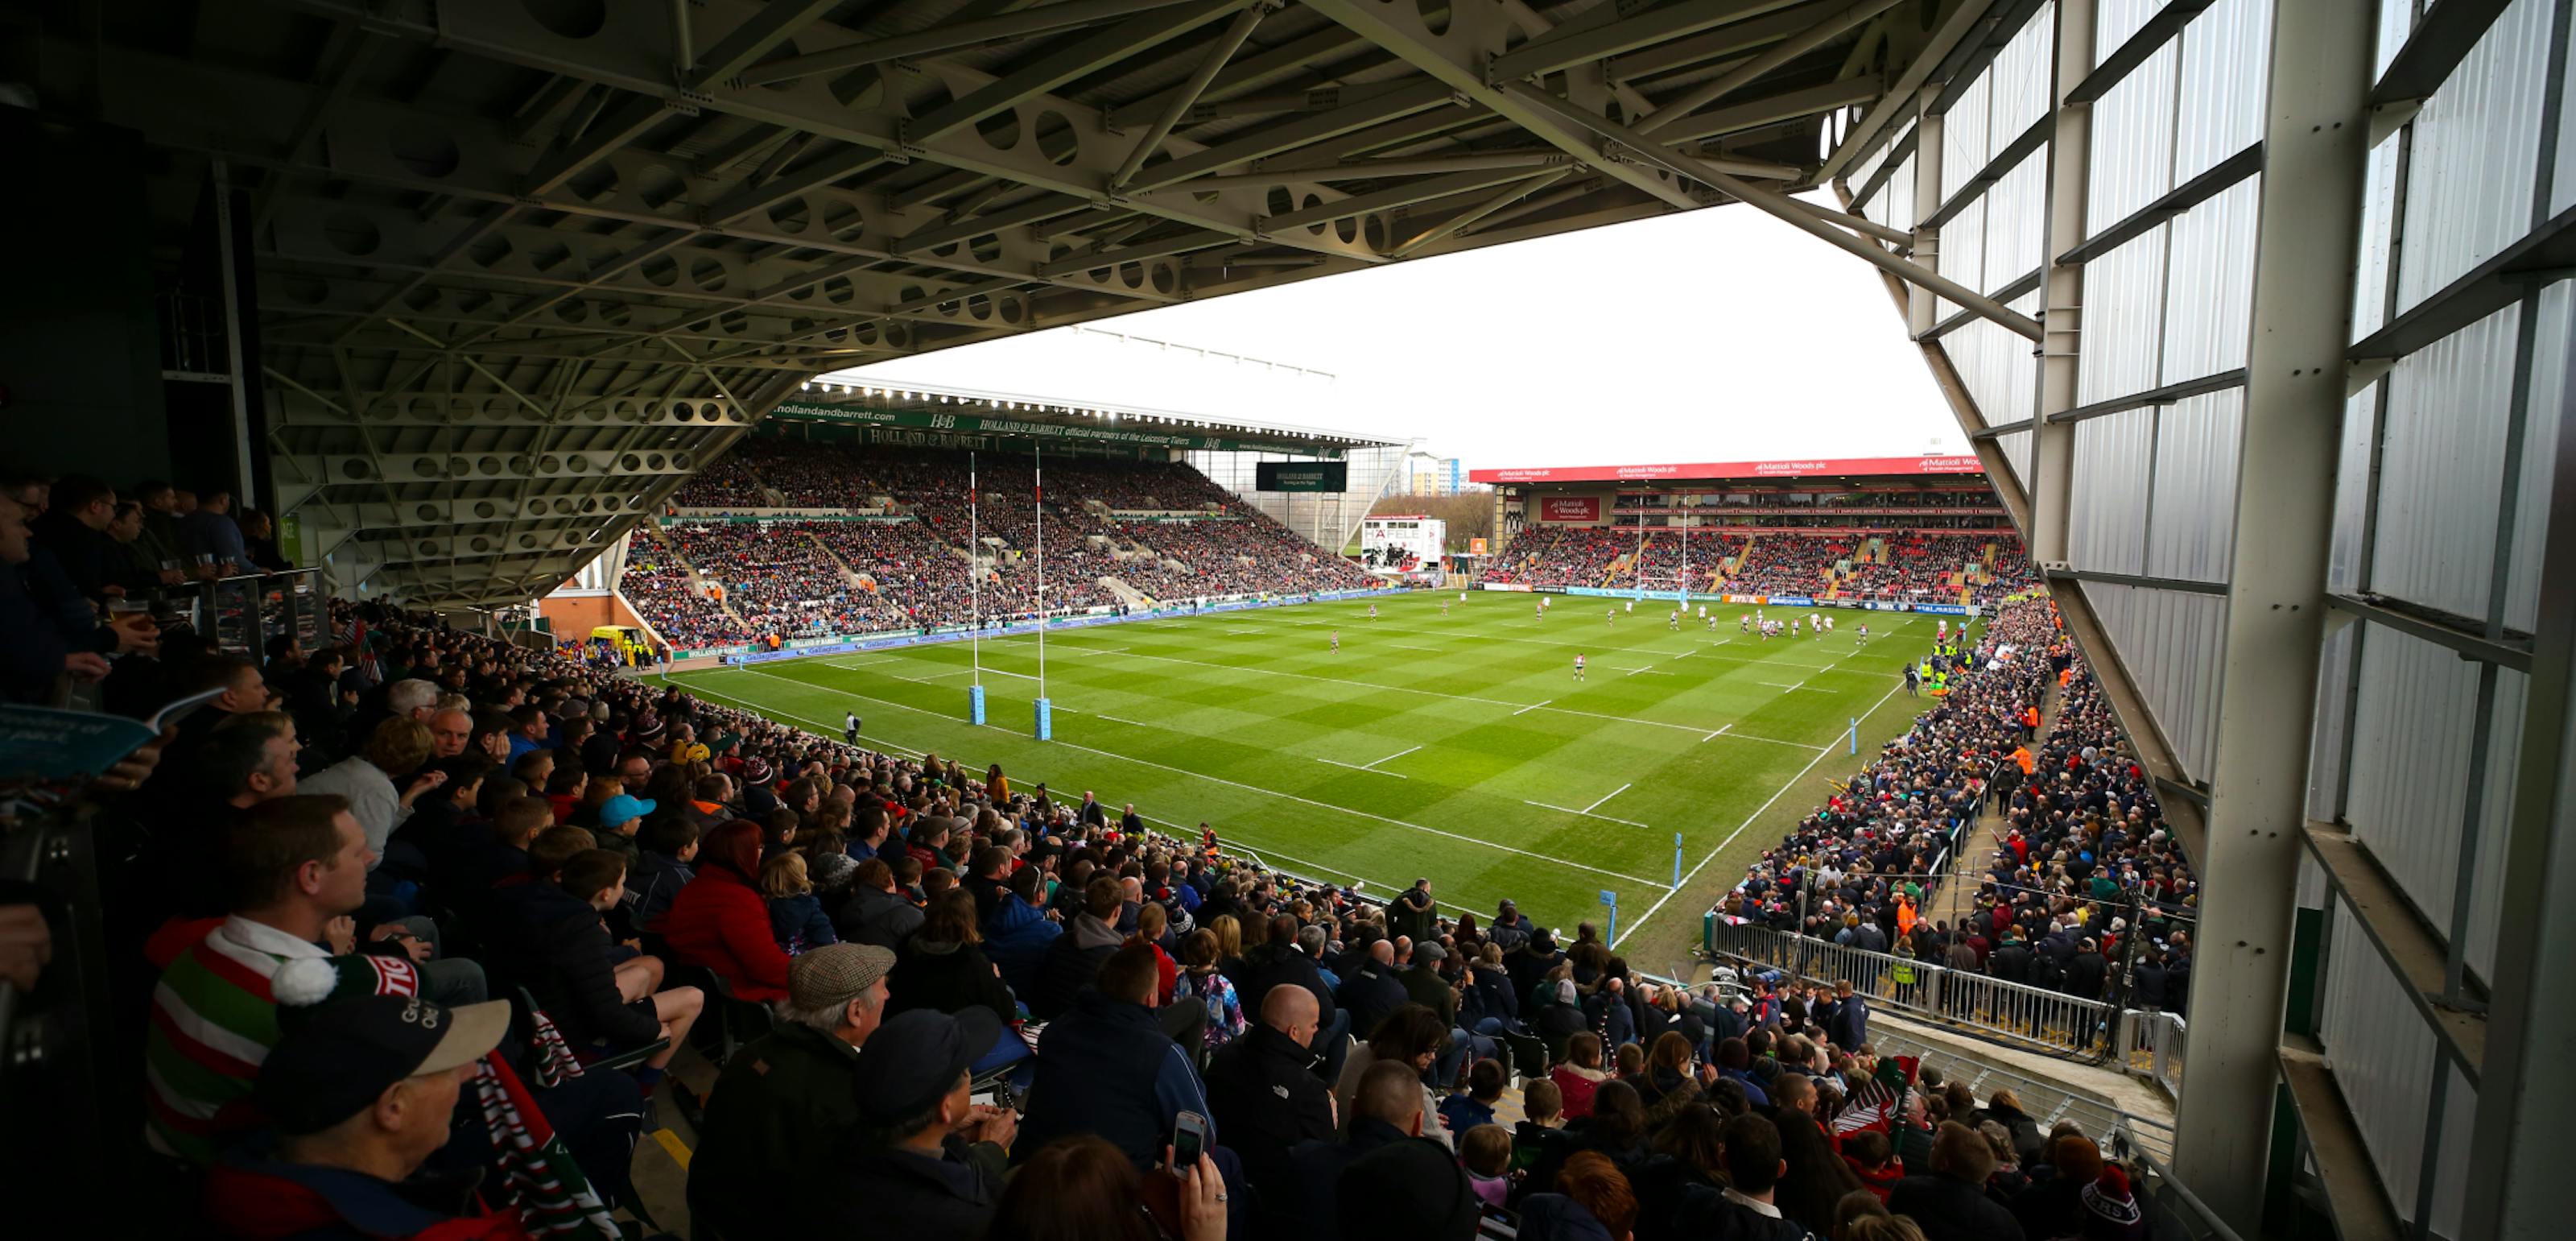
[{"xmin": 822, "ymin": 1007, "xmax": 1018, "ymax": 1235}]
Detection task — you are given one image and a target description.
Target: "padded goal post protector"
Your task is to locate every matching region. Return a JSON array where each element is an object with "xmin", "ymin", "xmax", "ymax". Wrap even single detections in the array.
[
  {"xmin": 969, "ymin": 684, "xmax": 987, "ymax": 726},
  {"xmin": 1034, "ymin": 697, "xmax": 1051, "ymax": 741}
]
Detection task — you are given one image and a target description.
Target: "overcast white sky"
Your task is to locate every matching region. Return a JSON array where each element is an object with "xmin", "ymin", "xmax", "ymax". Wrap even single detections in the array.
[{"xmin": 833, "ymin": 192, "xmax": 1966, "ymax": 471}]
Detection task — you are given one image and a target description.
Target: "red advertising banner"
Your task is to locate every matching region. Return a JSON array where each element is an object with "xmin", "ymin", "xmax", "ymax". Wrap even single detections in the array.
[
  {"xmin": 1472, "ymin": 456, "xmax": 1984, "ymax": 485},
  {"xmin": 1539, "ymin": 495, "xmax": 1603, "ymax": 522}
]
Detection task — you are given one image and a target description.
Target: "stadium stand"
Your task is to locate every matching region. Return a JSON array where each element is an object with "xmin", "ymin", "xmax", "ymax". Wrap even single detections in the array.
[
  {"xmin": 4, "ymin": 463, "xmax": 2182, "ymax": 1241},
  {"xmin": 635, "ymin": 441, "xmax": 1373, "ymax": 649}
]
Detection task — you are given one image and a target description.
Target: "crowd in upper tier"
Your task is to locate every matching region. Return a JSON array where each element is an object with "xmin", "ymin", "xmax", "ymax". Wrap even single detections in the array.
[
  {"xmin": 630, "ymin": 442, "xmax": 1374, "ymax": 648},
  {"xmin": 1482, "ymin": 524, "xmax": 2029, "ymax": 605}
]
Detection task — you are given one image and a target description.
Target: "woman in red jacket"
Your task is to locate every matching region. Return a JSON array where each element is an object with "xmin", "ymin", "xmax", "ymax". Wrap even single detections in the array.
[{"xmin": 660, "ymin": 820, "xmax": 793, "ymax": 1003}]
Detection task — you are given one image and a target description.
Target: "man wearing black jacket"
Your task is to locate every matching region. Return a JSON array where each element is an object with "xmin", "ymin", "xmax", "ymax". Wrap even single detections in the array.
[
  {"xmin": 1245, "ymin": 916, "xmax": 1348, "ymax": 1082},
  {"xmin": 1204, "ymin": 986, "xmax": 1335, "ymax": 1237}
]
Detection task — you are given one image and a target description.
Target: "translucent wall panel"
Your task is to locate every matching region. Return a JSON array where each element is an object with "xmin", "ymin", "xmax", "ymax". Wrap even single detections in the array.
[
  {"xmin": 2395, "ymin": 0, "xmax": 2553, "ymax": 310},
  {"xmin": 2087, "ymin": 43, "xmax": 2179, "ymax": 234},
  {"xmin": 2372, "ymin": 302, "xmax": 2520, "ymax": 619},
  {"xmin": 2344, "ymin": 625, "xmax": 2516, "ymax": 982},
  {"xmin": 2078, "ymin": 227, "xmax": 2168, "ymax": 404},
  {"xmin": 2318, "ymin": 904, "xmax": 2475, "ymax": 1235},
  {"xmin": 1996, "ymin": 429, "xmax": 2033, "ymax": 492},
  {"xmin": 1881, "ymin": 152, "xmax": 1918, "ymax": 235},
  {"xmin": 2505, "ymin": 280, "xmax": 2568, "ymax": 632},
  {"xmin": 2558, "ymin": 11, "xmax": 2576, "ymax": 216},
  {"xmin": 2351, "ymin": 136, "xmax": 2403, "ymax": 343},
  {"xmin": 2096, "ymin": 0, "xmax": 2169, "ymax": 58},
  {"xmin": 1941, "ymin": 72, "xmax": 1992, "ymax": 203},
  {"xmin": 2373, "ymin": 0, "xmax": 2413, "ymax": 77},
  {"xmin": 1946, "ymin": 289, "xmax": 2041, "ymax": 428},
  {"xmin": 2086, "ymin": 581, "xmax": 2224, "ymax": 778},
  {"xmin": 1987, "ymin": 2, "xmax": 2057, "ymax": 139},
  {"xmin": 1940, "ymin": 197, "xmax": 1986, "ymax": 321},
  {"xmin": 2327, "ymin": 382, "xmax": 2379, "ymax": 594},
  {"xmin": 2307, "ymin": 621, "xmax": 2355, "ymax": 821},
  {"xmin": 2160, "ymin": 176, "xmax": 2258, "ymax": 383},
  {"xmin": 2172, "ymin": 0, "xmax": 2270, "ymax": 180},
  {"xmin": 1983, "ymin": 155, "xmax": 2047, "ymax": 289},
  {"xmin": 2070, "ymin": 408, "xmax": 2154, "ymax": 574},
  {"xmin": 2145, "ymin": 388, "xmax": 2242, "ymax": 582}
]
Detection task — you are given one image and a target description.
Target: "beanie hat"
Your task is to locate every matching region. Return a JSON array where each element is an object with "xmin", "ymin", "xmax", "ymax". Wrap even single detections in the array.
[{"xmin": 2082, "ymin": 1165, "xmax": 2144, "ymax": 1233}]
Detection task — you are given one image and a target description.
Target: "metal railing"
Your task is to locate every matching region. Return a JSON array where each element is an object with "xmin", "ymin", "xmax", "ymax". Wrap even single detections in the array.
[
  {"xmin": 1707, "ymin": 921, "xmax": 2184, "ymax": 1087},
  {"xmin": 1865, "ymin": 1025, "xmax": 2176, "ymax": 1161}
]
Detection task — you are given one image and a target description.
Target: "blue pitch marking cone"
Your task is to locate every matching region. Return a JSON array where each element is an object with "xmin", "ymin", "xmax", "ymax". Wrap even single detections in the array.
[
  {"xmin": 968, "ymin": 684, "xmax": 987, "ymax": 726},
  {"xmin": 1034, "ymin": 697, "xmax": 1052, "ymax": 741}
]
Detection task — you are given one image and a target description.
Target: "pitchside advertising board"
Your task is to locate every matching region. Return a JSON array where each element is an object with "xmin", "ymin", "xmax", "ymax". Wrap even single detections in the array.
[
  {"xmin": 1487, "ymin": 583, "xmax": 1980, "ymax": 616},
  {"xmin": 1254, "ymin": 461, "xmax": 1349, "ymax": 492}
]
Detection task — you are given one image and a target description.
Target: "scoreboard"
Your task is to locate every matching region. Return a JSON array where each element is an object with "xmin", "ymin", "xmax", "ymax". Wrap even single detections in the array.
[{"xmin": 1360, "ymin": 515, "xmax": 1447, "ymax": 574}]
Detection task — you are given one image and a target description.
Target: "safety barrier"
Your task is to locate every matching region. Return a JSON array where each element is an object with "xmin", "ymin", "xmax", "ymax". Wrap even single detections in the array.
[{"xmin": 1706, "ymin": 922, "xmax": 2155, "ymax": 1073}]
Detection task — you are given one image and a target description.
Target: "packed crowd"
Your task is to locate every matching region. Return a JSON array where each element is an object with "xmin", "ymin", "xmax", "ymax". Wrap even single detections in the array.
[
  {"xmin": 6, "ymin": 456, "xmax": 2174, "ymax": 1238},
  {"xmin": 624, "ymin": 443, "xmax": 1372, "ymax": 649},
  {"xmin": 1485, "ymin": 524, "xmax": 2029, "ymax": 606},
  {"xmin": 1725, "ymin": 599, "xmax": 2199, "ymax": 1017}
]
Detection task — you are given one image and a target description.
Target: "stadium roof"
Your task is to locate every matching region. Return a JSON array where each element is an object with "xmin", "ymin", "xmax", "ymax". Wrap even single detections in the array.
[
  {"xmin": 771, "ymin": 375, "xmax": 1409, "ymax": 454},
  {"xmin": 64, "ymin": 0, "xmax": 2016, "ymax": 604},
  {"xmin": 1472, "ymin": 454, "xmax": 1984, "ymax": 483}
]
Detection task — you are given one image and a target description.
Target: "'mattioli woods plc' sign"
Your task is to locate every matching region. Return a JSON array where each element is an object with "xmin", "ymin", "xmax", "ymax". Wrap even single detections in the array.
[{"xmin": 1538, "ymin": 496, "xmax": 1602, "ymax": 522}]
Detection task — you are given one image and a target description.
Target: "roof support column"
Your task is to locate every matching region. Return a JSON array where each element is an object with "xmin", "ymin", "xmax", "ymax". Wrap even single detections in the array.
[
  {"xmin": 1907, "ymin": 94, "xmax": 1942, "ymax": 339},
  {"xmin": 2170, "ymin": 0, "xmax": 2376, "ymax": 1230},
  {"xmin": 2029, "ymin": 0, "xmax": 2091, "ymax": 569}
]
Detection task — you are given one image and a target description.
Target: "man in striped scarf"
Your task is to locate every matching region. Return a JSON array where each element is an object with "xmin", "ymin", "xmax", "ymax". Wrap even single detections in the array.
[{"xmin": 1830, "ymin": 1049, "xmax": 1919, "ymax": 1140}]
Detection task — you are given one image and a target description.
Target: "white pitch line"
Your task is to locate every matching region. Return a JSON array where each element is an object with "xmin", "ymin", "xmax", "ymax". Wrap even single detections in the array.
[
  {"xmin": 1391, "ymin": 644, "xmax": 1447, "ymax": 653},
  {"xmin": 1513, "ymin": 700, "xmax": 1552, "ymax": 716},
  {"xmin": 731, "ymin": 666, "xmax": 1673, "ymax": 889},
  {"xmin": 1523, "ymin": 799, "xmax": 1651, "ymax": 829},
  {"xmin": 976, "ymin": 667, "xmax": 1040, "ymax": 680},
  {"xmin": 1619, "ymin": 676, "xmax": 1906, "ymax": 945},
  {"xmin": 1316, "ymin": 758, "xmax": 1410, "ymax": 779},
  {"xmin": 1363, "ymin": 744, "xmax": 1421, "ymax": 770},
  {"xmin": 1097, "ymin": 714, "xmax": 1147, "ymax": 726},
  {"xmin": 1582, "ymin": 781, "xmax": 1633, "ymax": 814}
]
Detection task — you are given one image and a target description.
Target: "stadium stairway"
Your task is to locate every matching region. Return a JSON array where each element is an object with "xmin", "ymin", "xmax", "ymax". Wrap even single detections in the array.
[
  {"xmin": 807, "ymin": 529, "xmax": 865, "ymax": 589},
  {"xmin": 1866, "ymin": 1008, "xmax": 2177, "ymax": 1160},
  {"xmin": 1925, "ymin": 676, "xmax": 2061, "ymax": 932},
  {"xmin": 1100, "ymin": 576, "xmax": 1150, "ymax": 609}
]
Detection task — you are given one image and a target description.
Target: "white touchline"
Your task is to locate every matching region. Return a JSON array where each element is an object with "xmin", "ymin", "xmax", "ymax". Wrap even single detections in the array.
[
  {"xmin": 729, "ymin": 666, "xmax": 1674, "ymax": 888},
  {"xmin": 1098, "ymin": 714, "xmax": 1147, "ymax": 726},
  {"xmin": 1618, "ymin": 676, "xmax": 1906, "ymax": 945}
]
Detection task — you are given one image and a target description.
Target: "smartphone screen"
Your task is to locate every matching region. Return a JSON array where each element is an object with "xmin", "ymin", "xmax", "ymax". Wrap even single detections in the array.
[{"xmin": 1170, "ymin": 1111, "xmax": 1208, "ymax": 1173}]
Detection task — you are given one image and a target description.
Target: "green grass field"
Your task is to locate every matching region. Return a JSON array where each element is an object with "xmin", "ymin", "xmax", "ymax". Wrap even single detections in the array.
[{"xmin": 667, "ymin": 592, "xmax": 1961, "ymax": 966}]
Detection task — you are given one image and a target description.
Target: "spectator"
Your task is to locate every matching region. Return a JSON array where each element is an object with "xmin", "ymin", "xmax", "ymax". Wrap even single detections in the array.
[
  {"xmin": 662, "ymin": 820, "xmax": 794, "ymax": 1003},
  {"xmin": 759, "ymin": 851, "xmax": 837, "ymax": 954},
  {"xmin": 1670, "ymin": 1112, "xmax": 1818, "ymax": 1240},
  {"xmin": 1774, "ymin": 1111, "xmax": 1870, "ymax": 1235},
  {"xmin": 1289, "ymin": 1057, "xmax": 1439, "ymax": 1239},
  {"xmin": 689, "ymin": 943, "xmax": 897, "ymax": 1236},
  {"xmin": 496, "ymin": 848, "xmax": 700, "ymax": 1079},
  {"xmin": 819, "ymin": 1008, "xmax": 1018, "ymax": 1235},
  {"xmin": 1462, "ymin": 1123, "xmax": 1514, "ymax": 1207},
  {"xmin": 1016, "ymin": 945, "xmax": 1215, "ymax": 1172},
  {"xmin": 1888, "ymin": 1122, "xmax": 2025, "ymax": 1241},
  {"xmin": 888, "ymin": 889, "xmax": 1018, "ymax": 1030},
  {"xmin": 1180, "ymin": 927, "xmax": 1247, "ymax": 1055},
  {"xmin": 1554, "ymin": 1032, "xmax": 1612, "ymax": 1119},
  {"xmin": 1204, "ymin": 983, "xmax": 1336, "ymax": 1240},
  {"xmin": 988, "ymin": 1135, "xmax": 1227, "ymax": 1241},
  {"xmin": 1032, "ymin": 874, "xmax": 1128, "ymax": 1020},
  {"xmin": 1333, "ymin": 1003, "xmax": 1454, "ymax": 1152},
  {"xmin": 1520, "ymin": 1149, "xmax": 1641, "ymax": 1241},
  {"xmin": 837, "ymin": 856, "xmax": 926, "ymax": 950},
  {"xmin": 200, "ymin": 983, "xmax": 518, "ymax": 1238},
  {"xmin": 296, "ymin": 718, "xmax": 441, "ymax": 857},
  {"xmin": 1335, "ymin": 1131, "xmax": 1484, "ymax": 1241}
]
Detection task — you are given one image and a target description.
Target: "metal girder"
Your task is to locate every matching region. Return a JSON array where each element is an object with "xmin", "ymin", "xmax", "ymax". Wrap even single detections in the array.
[
  {"xmin": 1183, "ymin": 151, "xmax": 1567, "ymax": 188},
  {"xmin": 1489, "ymin": 0, "xmax": 1808, "ymax": 82},
  {"xmin": 1630, "ymin": 0, "xmax": 1902, "ymax": 136},
  {"xmin": 1123, "ymin": 79, "xmax": 1460, "ymax": 189},
  {"xmin": 2299, "ymin": 822, "xmax": 2487, "ymax": 1084},
  {"xmin": 738, "ymin": 0, "xmax": 1215, "ymax": 86},
  {"xmin": 1817, "ymin": 0, "xmax": 1998, "ymax": 184},
  {"xmin": 1111, "ymin": 4, "xmax": 1272, "ymax": 189},
  {"xmin": 1035, "ymin": 227, "xmax": 1234, "ymax": 274},
  {"xmin": 523, "ymin": 93, "xmax": 689, "ymax": 197},
  {"xmin": 905, "ymin": 0, "xmax": 1259, "ymax": 143},
  {"xmin": 2372, "ymin": 0, "xmax": 2514, "ymax": 105},
  {"xmin": 2277, "ymin": 1042, "xmax": 2409, "ymax": 1241},
  {"xmin": 1254, "ymin": 164, "xmax": 1557, "ymax": 230},
  {"xmin": 1604, "ymin": 0, "xmax": 1843, "ymax": 81},
  {"xmin": 893, "ymin": 192, "xmax": 1094, "ymax": 253},
  {"xmin": 1103, "ymin": 27, "xmax": 1377, "ymax": 127},
  {"xmin": 1503, "ymin": 81, "xmax": 2037, "ymax": 333},
  {"xmin": 685, "ymin": 0, "xmax": 844, "ymax": 89},
  {"xmin": 1659, "ymin": 75, "xmax": 1885, "ymax": 143},
  {"xmin": 1295, "ymin": 0, "xmax": 1711, "ymax": 210},
  {"xmin": 1389, "ymin": 167, "xmax": 1574, "ymax": 256}
]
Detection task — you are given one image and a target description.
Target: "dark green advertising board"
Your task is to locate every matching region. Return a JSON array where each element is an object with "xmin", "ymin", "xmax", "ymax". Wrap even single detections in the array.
[
  {"xmin": 769, "ymin": 401, "xmax": 1345, "ymax": 459},
  {"xmin": 1256, "ymin": 461, "xmax": 1348, "ymax": 492}
]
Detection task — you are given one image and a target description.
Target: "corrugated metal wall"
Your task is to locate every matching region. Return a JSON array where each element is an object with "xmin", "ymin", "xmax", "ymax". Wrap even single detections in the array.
[{"xmin": 1854, "ymin": 0, "xmax": 2566, "ymax": 1222}]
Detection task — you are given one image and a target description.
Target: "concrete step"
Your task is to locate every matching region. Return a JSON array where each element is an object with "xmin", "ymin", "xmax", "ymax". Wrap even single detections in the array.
[{"xmin": 1868, "ymin": 1008, "xmax": 2176, "ymax": 1161}]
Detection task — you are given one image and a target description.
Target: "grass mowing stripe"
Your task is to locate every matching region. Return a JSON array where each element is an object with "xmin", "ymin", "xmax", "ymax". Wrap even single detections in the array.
[{"xmin": 724, "ymin": 664, "xmax": 1676, "ymax": 890}]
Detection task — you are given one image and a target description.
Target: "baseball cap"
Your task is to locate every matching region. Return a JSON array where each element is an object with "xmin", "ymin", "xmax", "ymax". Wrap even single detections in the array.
[
  {"xmin": 850, "ymin": 1007, "xmax": 1003, "ymax": 1123},
  {"xmin": 600, "ymin": 794, "xmax": 656, "ymax": 827},
  {"xmin": 257, "ymin": 958, "xmax": 510, "ymax": 1136},
  {"xmin": 787, "ymin": 942, "xmax": 896, "ymax": 1012}
]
